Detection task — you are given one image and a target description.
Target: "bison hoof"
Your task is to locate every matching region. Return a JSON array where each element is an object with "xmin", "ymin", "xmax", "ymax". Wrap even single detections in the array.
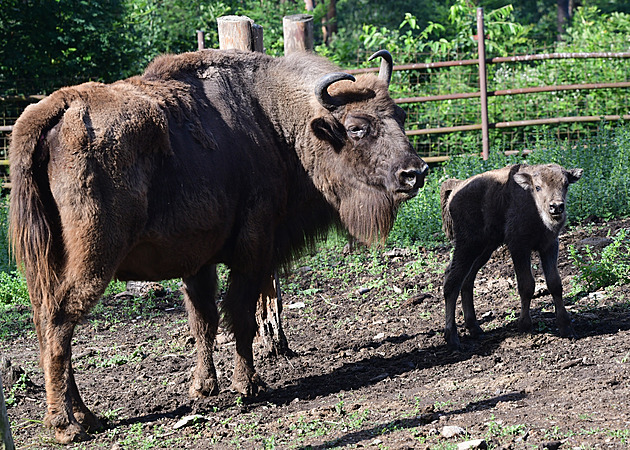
[
  {"xmin": 189, "ymin": 377, "xmax": 219, "ymax": 398},
  {"xmin": 74, "ymin": 410, "xmax": 104, "ymax": 432},
  {"xmin": 231, "ymin": 373, "xmax": 266, "ymax": 397},
  {"xmin": 54, "ymin": 423, "xmax": 90, "ymax": 444}
]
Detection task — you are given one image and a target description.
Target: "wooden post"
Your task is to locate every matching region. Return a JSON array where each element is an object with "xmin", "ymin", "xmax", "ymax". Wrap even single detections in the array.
[
  {"xmin": 197, "ymin": 30, "xmax": 205, "ymax": 50},
  {"xmin": 477, "ymin": 8, "xmax": 490, "ymax": 160},
  {"xmin": 283, "ymin": 14, "xmax": 314, "ymax": 55},
  {"xmin": 255, "ymin": 272, "xmax": 291, "ymax": 357},
  {"xmin": 0, "ymin": 375, "xmax": 15, "ymax": 450},
  {"xmin": 217, "ymin": 15, "xmax": 264, "ymax": 52},
  {"xmin": 217, "ymin": 16, "xmax": 289, "ymax": 356}
]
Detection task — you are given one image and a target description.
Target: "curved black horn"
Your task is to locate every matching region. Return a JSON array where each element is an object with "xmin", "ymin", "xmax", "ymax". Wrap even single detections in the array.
[
  {"xmin": 314, "ymin": 72, "xmax": 356, "ymax": 111},
  {"xmin": 368, "ymin": 49, "xmax": 393, "ymax": 86}
]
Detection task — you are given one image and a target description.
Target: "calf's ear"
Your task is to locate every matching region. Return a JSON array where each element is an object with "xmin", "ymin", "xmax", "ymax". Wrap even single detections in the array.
[
  {"xmin": 566, "ymin": 168, "xmax": 583, "ymax": 184},
  {"xmin": 311, "ymin": 116, "xmax": 346, "ymax": 151},
  {"xmin": 513, "ymin": 172, "xmax": 533, "ymax": 191}
]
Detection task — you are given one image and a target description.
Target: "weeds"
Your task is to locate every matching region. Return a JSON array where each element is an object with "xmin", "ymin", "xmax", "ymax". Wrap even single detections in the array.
[{"xmin": 569, "ymin": 228, "xmax": 630, "ymax": 293}]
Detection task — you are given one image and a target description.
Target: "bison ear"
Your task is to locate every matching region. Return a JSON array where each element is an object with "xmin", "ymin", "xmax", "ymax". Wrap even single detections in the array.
[
  {"xmin": 310, "ymin": 116, "xmax": 346, "ymax": 151},
  {"xmin": 513, "ymin": 172, "xmax": 533, "ymax": 191},
  {"xmin": 566, "ymin": 168, "xmax": 583, "ymax": 184}
]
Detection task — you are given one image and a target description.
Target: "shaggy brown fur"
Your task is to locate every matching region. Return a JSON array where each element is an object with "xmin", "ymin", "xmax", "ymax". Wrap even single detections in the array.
[
  {"xmin": 440, "ymin": 164, "xmax": 583, "ymax": 350},
  {"xmin": 9, "ymin": 49, "xmax": 427, "ymax": 443}
]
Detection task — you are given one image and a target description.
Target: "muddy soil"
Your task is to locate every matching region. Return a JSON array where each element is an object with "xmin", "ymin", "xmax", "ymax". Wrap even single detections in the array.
[{"xmin": 2, "ymin": 218, "xmax": 630, "ymax": 449}]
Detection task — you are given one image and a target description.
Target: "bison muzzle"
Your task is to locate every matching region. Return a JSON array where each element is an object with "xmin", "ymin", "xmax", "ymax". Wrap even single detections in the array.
[
  {"xmin": 9, "ymin": 49, "xmax": 428, "ymax": 443},
  {"xmin": 440, "ymin": 163, "xmax": 583, "ymax": 350}
]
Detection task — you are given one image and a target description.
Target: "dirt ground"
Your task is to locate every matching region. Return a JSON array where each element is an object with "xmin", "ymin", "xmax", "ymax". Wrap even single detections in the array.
[{"xmin": 2, "ymin": 217, "xmax": 630, "ymax": 449}]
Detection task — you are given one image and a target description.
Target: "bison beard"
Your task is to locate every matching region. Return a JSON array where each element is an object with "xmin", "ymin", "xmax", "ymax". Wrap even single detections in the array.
[
  {"xmin": 9, "ymin": 48, "xmax": 427, "ymax": 443},
  {"xmin": 339, "ymin": 187, "xmax": 396, "ymax": 245}
]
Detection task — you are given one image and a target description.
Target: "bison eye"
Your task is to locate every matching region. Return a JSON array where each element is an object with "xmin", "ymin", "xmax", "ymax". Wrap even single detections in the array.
[
  {"xmin": 347, "ymin": 124, "xmax": 368, "ymax": 140},
  {"xmin": 535, "ymin": 185, "xmax": 542, "ymax": 192}
]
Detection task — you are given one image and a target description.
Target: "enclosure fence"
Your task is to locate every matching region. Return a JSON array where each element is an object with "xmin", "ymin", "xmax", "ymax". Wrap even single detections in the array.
[{"xmin": 2, "ymin": 8, "xmax": 630, "ymax": 187}]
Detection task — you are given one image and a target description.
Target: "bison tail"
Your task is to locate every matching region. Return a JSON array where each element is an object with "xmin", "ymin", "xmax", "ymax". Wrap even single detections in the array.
[
  {"xmin": 440, "ymin": 178, "xmax": 462, "ymax": 242},
  {"xmin": 9, "ymin": 94, "xmax": 71, "ymax": 299}
]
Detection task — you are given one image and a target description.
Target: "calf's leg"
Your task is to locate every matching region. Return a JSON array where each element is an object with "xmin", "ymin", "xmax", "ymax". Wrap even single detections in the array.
[
  {"xmin": 182, "ymin": 264, "xmax": 220, "ymax": 398},
  {"xmin": 443, "ymin": 245, "xmax": 480, "ymax": 350},
  {"xmin": 540, "ymin": 243, "xmax": 575, "ymax": 338},
  {"xmin": 460, "ymin": 245, "xmax": 497, "ymax": 338},
  {"xmin": 509, "ymin": 247, "xmax": 536, "ymax": 332}
]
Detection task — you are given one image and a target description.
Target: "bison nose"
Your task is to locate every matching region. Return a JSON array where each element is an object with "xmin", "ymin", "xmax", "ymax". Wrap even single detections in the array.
[
  {"xmin": 397, "ymin": 165, "xmax": 428, "ymax": 192},
  {"xmin": 549, "ymin": 202, "xmax": 565, "ymax": 215}
]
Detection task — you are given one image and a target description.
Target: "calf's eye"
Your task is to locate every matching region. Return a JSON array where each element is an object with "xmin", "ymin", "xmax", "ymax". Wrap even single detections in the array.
[{"xmin": 535, "ymin": 185, "xmax": 541, "ymax": 192}]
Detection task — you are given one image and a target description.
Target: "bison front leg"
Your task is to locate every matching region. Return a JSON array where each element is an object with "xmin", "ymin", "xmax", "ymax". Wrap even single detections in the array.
[
  {"xmin": 182, "ymin": 265, "xmax": 220, "ymax": 398},
  {"xmin": 540, "ymin": 243, "xmax": 575, "ymax": 338},
  {"xmin": 223, "ymin": 271, "xmax": 266, "ymax": 396},
  {"xmin": 509, "ymin": 247, "xmax": 536, "ymax": 333}
]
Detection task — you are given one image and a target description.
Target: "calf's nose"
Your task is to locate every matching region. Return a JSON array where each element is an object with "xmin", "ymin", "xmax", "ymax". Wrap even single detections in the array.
[{"xmin": 549, "ymin": 202, "xmax": 565, "ymax": 215}]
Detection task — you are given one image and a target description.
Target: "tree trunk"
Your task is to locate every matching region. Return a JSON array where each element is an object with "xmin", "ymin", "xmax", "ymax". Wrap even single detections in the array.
[
  {"xmin": 322, "ymin": 0, "xmax": 337, "ymax": 44},
  {"xmin": 557, "ymin": 0, "xmax": 572, "ymax": 40},
  {"xmin": 0, "ymin": 375, "xmax": 15, "ymax": 450},
  {"xmin": 255, "ymin": 272, "xmax": 291, "ymax": 357}
]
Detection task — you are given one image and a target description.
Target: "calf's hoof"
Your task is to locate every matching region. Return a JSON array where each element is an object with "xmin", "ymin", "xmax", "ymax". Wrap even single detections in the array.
[
  {"xmin": 558, "ymin": 322, "xmax": 577, "ymax": 339},
  {"xmin": 466, "ymin": 322, "xmax": 484, "ymax": 338},
  {"xmin": 444, "ymin": 329, "xmax": 462, "ymax": 351},
  {"xmin": 517, "ymin": 317, "xmax": 533, "ymax": 333},
  {"xmin": 231, "ymin": 372, "xmax": 266, "ymax": 397}
]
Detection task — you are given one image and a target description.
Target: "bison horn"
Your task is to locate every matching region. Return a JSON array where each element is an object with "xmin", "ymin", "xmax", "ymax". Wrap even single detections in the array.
[
  {"xmin": 315, "ymin": 72, "xmax": 356, "ymax": 111},
  {"xmin": 368, "ymin": 49, "xmax": 393, "ymax": 86}
]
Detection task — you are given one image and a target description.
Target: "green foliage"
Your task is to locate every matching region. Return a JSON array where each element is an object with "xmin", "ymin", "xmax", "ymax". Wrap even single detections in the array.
[
  {"xmin": 0, "ymin": 271, "xmax": 29, "ymax": 306},
  {"xmin": 0, "ymin": 0, "xmax": 138, "ymax": 95},
  {"xmin": 569, "ymin": 228, "xmax": 630, "ymax": 292},
  {"xmin": 0, "ymin": 195, "xmax": 13, "ymax": 273},
  {"xmin": 126, "ymin": 0, "xmax": 233, "ymax": 70}
]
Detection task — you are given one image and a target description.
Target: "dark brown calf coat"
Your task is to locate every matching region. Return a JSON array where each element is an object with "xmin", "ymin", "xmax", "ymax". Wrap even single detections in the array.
[
  {"xmin": 9, "ymin": 49, "xmax": 427, "ymax": 443},
  {"xmin": 440, "ymin": 164, "xmax": 582, "ymax": 350}
]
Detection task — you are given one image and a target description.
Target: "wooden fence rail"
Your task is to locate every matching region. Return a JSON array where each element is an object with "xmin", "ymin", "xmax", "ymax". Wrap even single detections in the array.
[{"xmin": 3, "ymin": 8, "xmax": 630, "ymax": 183}]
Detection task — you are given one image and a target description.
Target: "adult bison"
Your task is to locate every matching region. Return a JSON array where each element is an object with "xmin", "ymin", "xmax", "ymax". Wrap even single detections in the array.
[
  {"xmin": 9, "ymin": 49, "xmax": 427, "ymax": 443},
  {"xmin": 440, "ymin": 164, "xmax": 582, "ymax": 350}
]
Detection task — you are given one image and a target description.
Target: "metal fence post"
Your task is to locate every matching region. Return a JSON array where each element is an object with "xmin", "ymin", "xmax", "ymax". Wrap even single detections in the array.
[{"xmin": 477, "ymin": 7, "xmax": 490, "ymax": 160}]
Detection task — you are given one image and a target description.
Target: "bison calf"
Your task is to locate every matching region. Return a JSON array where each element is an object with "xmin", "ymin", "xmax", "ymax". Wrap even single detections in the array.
[{"xmin": 440, "ymin": 164, "xmax": 583, "ymax": 350}]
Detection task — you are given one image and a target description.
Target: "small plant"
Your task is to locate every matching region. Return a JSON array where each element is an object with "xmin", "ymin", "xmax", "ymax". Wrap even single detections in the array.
[
  {"xmin": 4, "ymin": 371, "xmax": 28, "ymax": 407},
  {"xmin": 569, "ymin": 228, "xmax": 630, "ymax": 292}
]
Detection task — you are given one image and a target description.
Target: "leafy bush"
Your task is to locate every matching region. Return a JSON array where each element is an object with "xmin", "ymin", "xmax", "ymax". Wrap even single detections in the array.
[
  {"xmin": 568, "ymin": 228, "xmax": 630, "ymax": 292},
  {"xmin": 0, "ymin": 271, "xmax": 29, "ymax": 306},
  {"xmin": 0, "ymin": 195, "xmax": 13, "ymax": 273}
]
